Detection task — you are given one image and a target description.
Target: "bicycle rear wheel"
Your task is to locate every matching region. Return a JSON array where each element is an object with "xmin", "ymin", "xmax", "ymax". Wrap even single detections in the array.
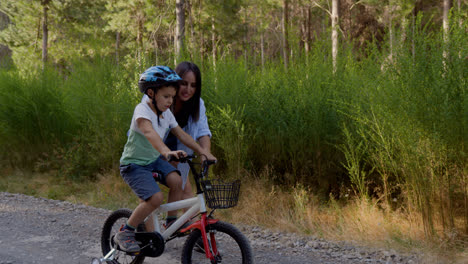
[
  {"xmin": 181, "ymin": 221, "xmax": 254, "ymax": 264},
  {"xmin": 101, "ymin": 208, "xmax": 146, "ymax": 264}
]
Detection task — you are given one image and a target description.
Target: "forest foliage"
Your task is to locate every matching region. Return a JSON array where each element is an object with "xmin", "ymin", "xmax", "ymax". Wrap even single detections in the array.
[{"xmin": 0, "ymin": 0, "xmax": 467, "ymax": 240}]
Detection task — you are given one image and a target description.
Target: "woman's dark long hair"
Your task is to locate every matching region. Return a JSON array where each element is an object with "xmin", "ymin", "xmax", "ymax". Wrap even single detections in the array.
[{"xmin": 173, "ymin": 61, "xmax": 201, "ymax": 127}]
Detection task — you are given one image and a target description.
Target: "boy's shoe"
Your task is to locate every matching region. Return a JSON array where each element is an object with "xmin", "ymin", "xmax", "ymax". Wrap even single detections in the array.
[{"xmin": 114, "ymin": 229, "xmax": 140, "ymax": 253}]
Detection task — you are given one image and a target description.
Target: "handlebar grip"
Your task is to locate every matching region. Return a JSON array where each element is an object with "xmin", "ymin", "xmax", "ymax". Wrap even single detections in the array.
[
  {"xmin": 204, "ymin": 160, "xmax": 217, "ymax": 166},
  {"xmin": 168, "ymin": 154, "xmax": 196, "ymax": 163},
  {"xmin": 167, "ymin": 155, "xmax": 177, "ymax": 162},
  {"xmin": 184, "ymin": 154, "xmax": 196, "ymax": 161}
]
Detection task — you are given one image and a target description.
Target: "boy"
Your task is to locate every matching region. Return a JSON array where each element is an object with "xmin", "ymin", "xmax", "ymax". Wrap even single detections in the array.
[{"xmin": 115, "ymin": 66, "xmax": 216, "ymax": 252}]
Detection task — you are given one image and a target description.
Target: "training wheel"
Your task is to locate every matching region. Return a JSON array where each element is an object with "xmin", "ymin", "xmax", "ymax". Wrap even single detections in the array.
[{"xmin": 90, "ymin": 258, "xmax": 102, "ymax": 264}]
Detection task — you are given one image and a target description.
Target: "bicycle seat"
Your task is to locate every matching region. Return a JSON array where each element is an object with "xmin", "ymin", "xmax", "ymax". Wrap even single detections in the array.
[{"xmin": 152, "ymin": 172, "xmax": 161, "ymax": 181}]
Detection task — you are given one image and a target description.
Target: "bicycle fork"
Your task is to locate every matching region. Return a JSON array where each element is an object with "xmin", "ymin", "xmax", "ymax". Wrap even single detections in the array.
[{"xmin": 186, "ymin": 212, "xmax": 220, "ymax": 262}]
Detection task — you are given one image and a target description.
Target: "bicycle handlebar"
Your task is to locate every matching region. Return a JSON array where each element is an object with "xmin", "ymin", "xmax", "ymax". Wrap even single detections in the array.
[
  {"xmin": 167, "ymin": 154, "xmax": 217, "ymax": 166},
  {"xmin": 167, "ymin": 154, "xmax": 196, "ymax": 163},
  {"xmin": 203, "ymin": 159, "xmax": 217, "ymax": 166},
  {"xmin": 166, "ymin": 154, "xmax": 218, "ymax": 195}
]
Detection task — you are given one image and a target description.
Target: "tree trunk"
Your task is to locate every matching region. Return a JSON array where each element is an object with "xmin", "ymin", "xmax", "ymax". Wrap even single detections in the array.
[
  {"xmin": 34, "ymin": 16, "xmax": 41, "ymax": 51},
  {"xmin": 198, "ymin": 0, "xmax": 204, "ymax": 64},
  {"xmin": 116, "ymin": 31, "xmax": 120, "ymax": 65},
  {"xmin": 243, "ymin": 30, "xmax": 248, "ymax": 65},
  {"xmin": 389, "ymin": 18, "xmax": 393, "ymax": 60},
  {"xmin": 186, "ymin": 0, "xmax": 195, "ymax": 55},
  {"xmin": 443, "ymin": 0, "xmax": 451, "ymax": 72},
  {"xmin": 331, "ymin": 0, "xmax": 339, "ymax": 72},
  {"xmin": 260, "ymin": 32, "xmax": 265, "ymax": 71},
  {"xmin": 457, "ymin": 0, "xmax": 462, "ymax": 27},
  {"xmin": 175, "ymin": 0, "xmax": 185, "ymax": 62},
  {"xmin": 243, "ymin": 8, "xmax": 248, "ymax": 66},
  {"xmin": 443, "ymin": 0, "xmax": 451, "ymax": 38},
  {"xmin": 211, "ymin": 17, "xmax": 217, "ymax": 89},
  {"xmin": 300, "ymin": 7, "xmax": 305, "ymax": 55},
  {"xmin": 411, "ymin": 9, "xmax": 415, "ymax": 62},
  {"xmin": 41, "ymin": 0, "xmax": 50, "ymax": 70},
  {"xmin": 300, "ymin": 5, "xmax": 311, "ymax": 57},
  {"xmin": 136, "ymin": 8, "xmax": 144, "ymax": 63},
  {"xmin": 458, "ymin": 0, "xmax": 462, "ymax": 59},
  {"xmin": 400, "ymin": 17, "xmax": 408, "ymax": 46},
  {"xmin": 305, "ymin": 6, "xmax": 311, "ymax": 56},
  {"xmin": 282, "ymin": 0, "xmax": 289, "ymax": 69},
  {"xmin": 212, "ymin": 17, "xmax": 216, "ymax": 67},
  {"xmin": 153, "ymin": 36, "xmax": 159, "ymax": 65},
  {"xmin": 0, "ymin": 11, "xmax": 11, "ymax": 65}
]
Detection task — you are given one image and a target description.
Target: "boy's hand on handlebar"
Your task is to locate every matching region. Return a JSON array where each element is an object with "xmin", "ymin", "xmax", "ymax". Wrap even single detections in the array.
[{"xmin": 164, "ymin": 150, "xmax": 187, "ymax": 162}]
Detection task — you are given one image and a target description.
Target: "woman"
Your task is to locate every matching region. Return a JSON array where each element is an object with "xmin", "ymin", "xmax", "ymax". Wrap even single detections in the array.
[
  {"xmin": 166, "ymin": 61, "xmax": 212, "ymax": 202},
  {"xmin": 141, "ymin": 61, "xmax": 212, "ymax": 226}
]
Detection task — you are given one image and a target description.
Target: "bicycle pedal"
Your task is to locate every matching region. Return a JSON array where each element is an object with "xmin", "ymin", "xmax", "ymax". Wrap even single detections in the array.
[
  {"xmin": 115, "ymin": 244, "xmax": 141, "ymax": 255},
  {"xmin": 134, "ymin": 231, "xmax": 165, "ymax": 257}
]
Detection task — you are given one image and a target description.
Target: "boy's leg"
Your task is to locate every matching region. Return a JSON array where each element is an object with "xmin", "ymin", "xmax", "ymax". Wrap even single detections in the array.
[
  {"xmin": 182, "ymin": 180, "xmax": 193, "ymax": 199},
  {"xmin": 116, "ymin": 163, "xmax": 163, "ymax": 252},
  {"xmin": 166, "ymin": 171, "xmax": 183, "ymax": 219},
  {"xmin": 141, "ymin": 198, "xmax": 155, "ymax": 232},
  {"xmin": 181, "ymin": 180, "xmax": 194, "ymax": 213},
  {"xmin": 114, "ymin": 192, "xmax": 163, "ymax": 253},
  {"xmin": 151, "ymin": 157, "xmax": 183, "ymax": 223},
  {"xmin": 128, "ymin": 192, "xmax": 164, "ymax": 227}
]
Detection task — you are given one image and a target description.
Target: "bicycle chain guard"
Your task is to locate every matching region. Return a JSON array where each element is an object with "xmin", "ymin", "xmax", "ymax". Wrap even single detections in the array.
[{"xmin": 135, "ymin": 231, "xmax": 165, "ymax": 257}]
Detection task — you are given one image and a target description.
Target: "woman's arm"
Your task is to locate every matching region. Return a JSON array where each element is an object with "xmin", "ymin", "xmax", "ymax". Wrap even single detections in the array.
[
  {"xmin": 195, "ymin": 99, "xmax": 212, "ymax": 139},
  {"xmin": 194, "ymin": 99, "xmax": 212, "ymax": 156},
  {"xmin": 197, "ymin": 135, "xmax": 211, "ymax": 152},
  {"xmin": 137, "ymin": 118, "xmax": 185, "ymax": 159}
]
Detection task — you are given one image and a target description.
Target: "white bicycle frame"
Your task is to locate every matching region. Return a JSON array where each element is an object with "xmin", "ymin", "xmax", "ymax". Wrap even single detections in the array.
[
  {"xmin": 153, "ymin": 193, "xmax": 207, "ymax": 238},
  {"xmin": 102, "ymin": 193, "xmax": 208, "ymax": 261}
]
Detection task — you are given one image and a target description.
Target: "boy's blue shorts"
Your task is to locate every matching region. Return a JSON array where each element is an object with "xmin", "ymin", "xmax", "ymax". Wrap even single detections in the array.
[{"xmin": 119, "ymin": 156, "xmax": 180, "ymax": 201}]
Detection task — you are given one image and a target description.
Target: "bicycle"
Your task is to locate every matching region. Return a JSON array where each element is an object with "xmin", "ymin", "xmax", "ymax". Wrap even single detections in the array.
[{"xmin": 91, "ymin": 155, "xmax": 254, "ymax": 264}]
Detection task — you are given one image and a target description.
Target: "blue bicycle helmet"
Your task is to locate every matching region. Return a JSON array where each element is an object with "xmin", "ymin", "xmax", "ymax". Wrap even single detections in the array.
[{"xmin": 138, "ymin": 66, "xmax": 182, "ymax": 94}]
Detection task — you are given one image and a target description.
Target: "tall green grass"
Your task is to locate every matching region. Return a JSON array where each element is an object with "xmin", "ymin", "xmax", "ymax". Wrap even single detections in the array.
[
  {"xmin": 0, "ymin": 69, "xmax": 73, "ymax": 166},
  {"xmin": 201, "ymin": 18, "xmax": 467, "ymax": 238},
  {"xmin": 0, "ymin": 58, "xmax": 139, "ymax": 178},
  {"xmin": 203, "ymin": 52, "xmax": 343, "ymax": 193},
  {"xmin": 0, "ymin": 17, "xmax": 466, "ymax": 239}
]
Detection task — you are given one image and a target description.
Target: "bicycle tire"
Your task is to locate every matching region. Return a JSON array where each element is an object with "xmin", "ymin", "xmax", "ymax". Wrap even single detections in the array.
[
  {"xmin": 181, "ymin": 221, "xmax": 254, "ymax": 264},
  {"xmin": 101, "ymin": 208, "xmax": 146, "ymax": 264}
]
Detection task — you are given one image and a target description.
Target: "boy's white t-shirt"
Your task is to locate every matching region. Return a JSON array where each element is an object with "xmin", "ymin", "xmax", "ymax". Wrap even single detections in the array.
[
  {"xmin": 140, "ymin": 94, "xmax": 212, "ymax": 188},
  {"xmin": 120, "ymin": 101, "xmax": 178, "ymax": 166}
]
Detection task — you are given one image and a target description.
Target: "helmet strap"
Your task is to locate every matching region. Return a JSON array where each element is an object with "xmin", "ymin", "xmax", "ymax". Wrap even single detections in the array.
[{"xmin": 150, "ymin": 88, "xmax": 162, "ymax": 125}]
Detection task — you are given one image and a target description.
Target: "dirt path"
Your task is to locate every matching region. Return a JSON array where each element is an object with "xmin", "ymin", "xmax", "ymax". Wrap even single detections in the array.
[{"xmin": 0, "ymin": 192, "xmax": 421, "ymax": 264}]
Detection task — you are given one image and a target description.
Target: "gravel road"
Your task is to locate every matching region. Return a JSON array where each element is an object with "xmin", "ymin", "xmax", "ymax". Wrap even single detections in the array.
[{"xmin": 0, "ymin": 192, "xmax": 422, "ymax": 264}]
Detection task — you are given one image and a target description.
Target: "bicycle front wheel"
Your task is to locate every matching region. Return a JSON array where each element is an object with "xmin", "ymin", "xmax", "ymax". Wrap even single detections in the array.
[
  {"xmin": 101, "ymin": 208, "xmax": 146, "ymax": 264},
  {"xmin": 181, "ymin": 221, "xmax": 254, "ymax": 264}
]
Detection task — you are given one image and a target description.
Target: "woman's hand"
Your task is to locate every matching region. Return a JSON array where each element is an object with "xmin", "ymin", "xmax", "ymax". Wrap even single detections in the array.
[{"xmin": 200, "ymin": 151, "xmax": 216, "ymax": 162}]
